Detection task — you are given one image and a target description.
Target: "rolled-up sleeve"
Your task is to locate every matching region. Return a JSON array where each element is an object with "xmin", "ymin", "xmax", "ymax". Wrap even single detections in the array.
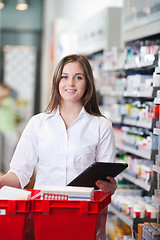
[
  {"xmin": 9, "ymin": 116, "xmax": 38, "ymax": 188},
  {"xmin": 96, "ymin": 117, "xmax": 116, "ymax": 163}
]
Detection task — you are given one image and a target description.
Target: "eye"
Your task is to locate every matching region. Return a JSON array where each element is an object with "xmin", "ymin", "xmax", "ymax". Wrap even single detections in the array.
[
  {"xmin": 75, "ymin": 76, "xmax": 83, "ymax": 80},
  {"xmin": 61, "ymin": 75, "xmax": 67, "ymax": 79}
]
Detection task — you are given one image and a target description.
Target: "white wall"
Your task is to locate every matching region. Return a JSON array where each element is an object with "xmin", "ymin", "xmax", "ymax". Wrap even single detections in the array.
[
  {"xmin": 57, "ymin": 0, "xmax": 123, "ymax": 24},
  {"xmin": 40, "ymin": 0, "xmax": 124, "ymax": 111},
  {"xmin": 40, "ymin": 0, "xmax": 57, "ymax": 111}
]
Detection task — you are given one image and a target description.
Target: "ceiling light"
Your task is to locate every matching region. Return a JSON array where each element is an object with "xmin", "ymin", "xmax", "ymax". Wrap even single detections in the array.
[
  {"xmin": 16, "ymin": 0, "xmax": 28, "ymax": 11},
  {"xmin": 0, "ymin": 0, "xmax": 5, "ymax": 10}
]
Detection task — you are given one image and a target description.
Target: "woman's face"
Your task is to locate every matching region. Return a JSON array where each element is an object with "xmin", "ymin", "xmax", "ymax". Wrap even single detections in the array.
[{"xmin": 59, "ymin": 62, "xmax": 86, "ymax": 105}]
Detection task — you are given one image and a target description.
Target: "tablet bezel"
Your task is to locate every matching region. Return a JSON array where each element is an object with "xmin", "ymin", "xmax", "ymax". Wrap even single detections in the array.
[{"xmin": 67, "ymin": 162, "xmax": 128, "ymax": 189}]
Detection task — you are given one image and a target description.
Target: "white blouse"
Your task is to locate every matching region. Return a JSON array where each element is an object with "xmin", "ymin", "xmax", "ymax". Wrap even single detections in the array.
[{"xmin": 9, "ymin": 107, "xmax": 116, "ymax": 189}]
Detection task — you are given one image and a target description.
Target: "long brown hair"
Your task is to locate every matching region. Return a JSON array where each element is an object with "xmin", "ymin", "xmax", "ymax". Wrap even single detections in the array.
[{"xmin": 45, "ymin": 54, "xmax": 102, "ymax": 116}]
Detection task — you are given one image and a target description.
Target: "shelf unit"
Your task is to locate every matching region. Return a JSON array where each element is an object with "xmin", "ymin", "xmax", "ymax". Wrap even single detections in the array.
[
  {"xmin": 104, "ymin": 9, "xmax": 160, "ymax": 237},
  {"xmin": 73, "ymin": 7, "xmax": 122, "ymax": 55},
  {"xmin": 87, "ymin": 2, "xmax": 160, "ymax": 238},
  {"xmin": 152, "ymin": 93, "xmax": 160, "ymax": 224},
  {"xmin": 124, "ymin": 86, "xmax": 160, "ymax": 99},
  {"xmin": 154, "ymin": 128, "xmax": 160, "ymax": 136},
  {"xmin": 122, "ymin": 118, "xmax": 156, "ymax": 129},
  {"xmin": 116, "ymin": 143, "xmax": 157, "ymax": 160},
  {"xmin": 152, "ymin": 195, "xmax": 160, "ymax": 206},
  {"xmin": 122, "ymin": 0, "xmax": 160, "ymax": 43},
  {"xmin": 106, "ymin": 60, "xmax": 159, "ymax": 238},
  {"xmin": 152, "ymin": 164, "xmax": 160, "ymax": 223},
  {"xmin": 121, "ymin": 172, "xmax": 151, "ymax": 191}
]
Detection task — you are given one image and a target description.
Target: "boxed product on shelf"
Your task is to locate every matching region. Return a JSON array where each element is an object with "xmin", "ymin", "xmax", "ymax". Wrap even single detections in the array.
[
  {"xmin": 111, "ymin": 188, "xmax": 143, "ymax": 212},
  {"xmin": 106, "ymin": 214, "xmax": 132, "ymax": 240},
  {"xmin": 111, "ymin": 191, "xmax": 157, "ymax": 220},
  {"xmin": 126, "ymin": 74, "xmax": 153, "ymax": 95},
  {"xmin": 140, "ymin": 223, "xmax": 160, "ymax": 239},
  {"xmin": 103, "ymin": 47, "xmax": 125, "ymax": 70},
  {"xmin": 153, "ymin": 70, "xmax": 160, "ymax": 87},
  {"xmin": 154, "ymin": 189, "xmax": 160, "ymax": 198},
  {"xmin": 117, "ymin": 154, "xmax": 154, "ymax": 183},
  {"xmin": 156, "ymin": 121, "xmax": 160, "ymax": 128}
]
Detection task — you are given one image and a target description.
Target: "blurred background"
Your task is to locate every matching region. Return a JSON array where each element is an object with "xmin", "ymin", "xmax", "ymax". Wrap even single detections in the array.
[{"xmin": 0, "ymin": 0, "xmax": 124, "ymax": 173}]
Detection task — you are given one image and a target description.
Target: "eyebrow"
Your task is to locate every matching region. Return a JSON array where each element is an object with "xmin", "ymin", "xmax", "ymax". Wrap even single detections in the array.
[{"xmin": 62, "ymin": 73, "xmax": 84, "ymax": 75}]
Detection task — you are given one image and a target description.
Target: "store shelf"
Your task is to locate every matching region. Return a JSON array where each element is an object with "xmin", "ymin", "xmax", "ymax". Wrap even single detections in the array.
[
  {"xmin": 110, "ymin": 1, "xmax": 160, "ymax": 233},
  {"xmin": 100, "ymin": 90, "xmax": 124, "ymax": 98},
  {"xmin": 122, "ymin": 19, "xmax": 160, "ymax": 42},
  {"xmin": 153, "ymin": 128, "xmax": 160, "ymax": 135},
  {"xmin": 108, "ymin": 204, "xmax": 133, "ymax": 228},
  {"xmin": 103, "ymin": 67, "xmax": 124, "ymax": 72},
  {"xmin": 104, "ymin": 63, "xmax": 156, "ymax": 73},
  {"xmin": 110, "ymin": 116, "xmax": 122, "ymax": 125},
  {"xmin": 152, "ymin": 195, "xmax": 160, "ymax": 206},
  {"xmin": 108, "ymin": 204, "xmax": 157, "ymax": 232},
  {"xmin": 136, "ymin": 120, "xmax": 153, "ymax": 129},
  {"xmin": 134, "ymin": 232, "xmax": 143, "ymax": 240},
  {"xmin": 123, "ymin": 118, "xmax": 154, "ymax": 129},
  {"xmin": 124, "ymin": 92, "xmax": 149, "ymax": 98},
  {"xmin": 152, "ymin": 165, "xmax": 160, "ymax": 174},
  {"xmin": 121, "ymin": 172, "xmax": 151, "ymax": 191},
  {"xmin": 124, "ymin": 87, "xmax": 160, "ymax": 99},
  {"xmin": 124, "ymin": 62, "xmax": 155, "ymax": 70},
  {"xmin": 122, "ymin": 118, "xmax": 137, "ymax": 126},
  {"xmin": 154, "ymin": 98, "xmax": 160, "ymax": 105},
  {"xmin": 155, "ymin": 67, "xmax": 160, "ymax": 74},
  {"xmin": 116, "ymin": 143, "xmax": 155, "ymax": 160}
]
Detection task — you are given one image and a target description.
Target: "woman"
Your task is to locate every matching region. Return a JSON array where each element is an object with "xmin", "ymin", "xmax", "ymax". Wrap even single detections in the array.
[{"xmin": 0, "ymin": 54, "xmax": 117, "ymax": 194}]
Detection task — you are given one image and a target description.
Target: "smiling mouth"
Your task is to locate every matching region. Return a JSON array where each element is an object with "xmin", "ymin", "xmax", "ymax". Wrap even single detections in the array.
[{"xmin": 65, "ymin": 89, "xmax": 77, "ymax": 93}]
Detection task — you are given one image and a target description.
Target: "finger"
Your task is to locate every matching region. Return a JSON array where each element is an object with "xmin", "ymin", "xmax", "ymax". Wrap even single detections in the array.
[
  {"xmin": 96, "ymin": 180, "xmax": 110, "ymax": 188},
  {"xmin": 96, "ymin": 179, "xmax": 117, "ymax": 194},
  {"xmin": 106, "ymin": 176, "xmax": 115, "ymax": 182},
  {"xmin": 96, "ymin": 180, "xmax": 112, "ymax": 191}
]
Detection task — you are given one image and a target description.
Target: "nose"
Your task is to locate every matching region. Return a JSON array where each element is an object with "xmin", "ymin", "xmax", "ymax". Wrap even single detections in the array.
[{"xmin": 67, "ymin": 77, "xmax": 75, "ymax": 86}]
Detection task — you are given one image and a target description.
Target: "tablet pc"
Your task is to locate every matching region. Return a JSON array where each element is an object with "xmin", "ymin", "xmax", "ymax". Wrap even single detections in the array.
[{"xmin": 67, "ymin": 162, "xmax": 128, "ymax": 189}]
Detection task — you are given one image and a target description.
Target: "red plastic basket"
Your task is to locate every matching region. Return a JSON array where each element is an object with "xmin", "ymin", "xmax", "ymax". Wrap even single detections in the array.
[
  {"xmin": 31, "ymin": 191, "xmax": 111, "ymax": 240},
  {"xmin": 0, "ymin": 189, "xmax": 40, "ymax": 240}
]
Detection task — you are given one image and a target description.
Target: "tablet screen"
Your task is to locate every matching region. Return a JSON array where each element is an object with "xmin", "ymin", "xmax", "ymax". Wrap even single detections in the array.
[{"xmin": 67, "ymin": 162, "xmax": 128, "ymax": 189}]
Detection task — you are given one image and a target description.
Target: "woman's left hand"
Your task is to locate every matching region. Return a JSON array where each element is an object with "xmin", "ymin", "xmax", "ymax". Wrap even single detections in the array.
[{"xmin": 96, "ymin": 176, "xmax": 117, "ymax": 195}]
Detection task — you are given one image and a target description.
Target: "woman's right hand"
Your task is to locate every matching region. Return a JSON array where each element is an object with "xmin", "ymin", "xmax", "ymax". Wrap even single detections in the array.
[{"xmin": 96, "ymin": 176, "xmax": 117, "ymax": 195}]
